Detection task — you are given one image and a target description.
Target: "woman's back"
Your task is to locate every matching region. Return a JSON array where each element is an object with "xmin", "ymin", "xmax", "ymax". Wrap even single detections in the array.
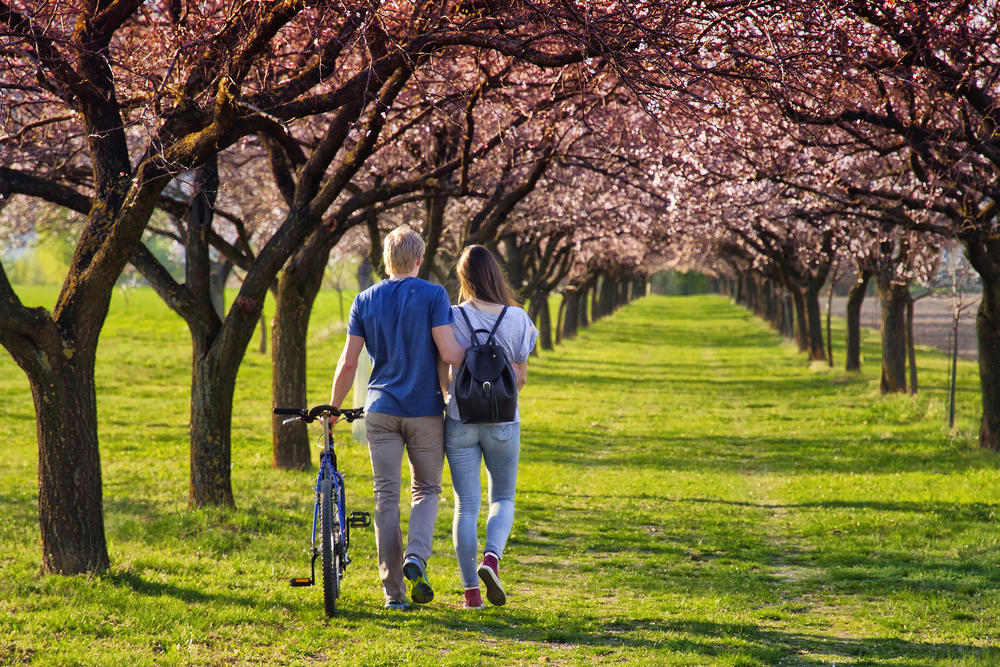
[{"xmin": 445, "ymin": 302, "xmax": 537, "ymax": 423}]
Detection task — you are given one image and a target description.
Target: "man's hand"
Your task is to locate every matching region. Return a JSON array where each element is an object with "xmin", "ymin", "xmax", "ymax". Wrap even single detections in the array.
[{"xmin": 514, "ymin": 361, "xmax": 528, "ymax": 391}]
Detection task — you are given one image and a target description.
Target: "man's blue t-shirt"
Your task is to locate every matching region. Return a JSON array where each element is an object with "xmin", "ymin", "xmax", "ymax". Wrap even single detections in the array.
[{"xmin": 348, "ymin": 277, "xmax": 453, "ymax": 417}]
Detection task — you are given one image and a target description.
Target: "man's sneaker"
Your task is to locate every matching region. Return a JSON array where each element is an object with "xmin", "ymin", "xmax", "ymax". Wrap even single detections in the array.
[
  {"xmin": 384, "ymin": 597, "xmax": 410, "ymax": 611},
  {"xmin": 464, "ymin": 587, "xmax": 485, "ymax": 610},
  {"xmin": 477, "ymin": 552, "xmax": 506, "ymax": 607},
  {"xmin": 402, "ymin": 554, "xmax": 434, "ymax": 604}
]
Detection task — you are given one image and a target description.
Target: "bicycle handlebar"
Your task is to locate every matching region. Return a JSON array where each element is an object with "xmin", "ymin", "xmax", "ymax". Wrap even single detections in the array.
[{"xmin": 273, "ymin": 405, "xmax": 365, "ymax": 423}]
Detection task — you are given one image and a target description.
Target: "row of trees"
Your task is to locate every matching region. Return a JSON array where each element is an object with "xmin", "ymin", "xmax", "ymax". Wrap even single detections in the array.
[
  {"xmin": 0, "ymin": 0, "xmax": 682, "ymax": 575},
  {"xmin": 640, "ymin": 2, "xmax": 998, "ymax": 432}
]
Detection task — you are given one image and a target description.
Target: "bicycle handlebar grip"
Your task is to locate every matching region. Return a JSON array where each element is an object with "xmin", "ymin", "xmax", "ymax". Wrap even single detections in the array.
[
  {"xmin": 273, "ymin": 408, "xmax": 306, "ymax": 416},
  {"xmin": 340, "ymin": 408, "xmax": 365, "ymax": 422}
]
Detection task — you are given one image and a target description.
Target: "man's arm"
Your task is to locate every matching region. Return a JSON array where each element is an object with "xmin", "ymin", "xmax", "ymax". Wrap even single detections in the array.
[
  {"xmin": 436, "ymin": 354, "xmax": 451, "ymax": 401},
  {"xmin": 330, "ymin": 334, "xmax": 366, "ymax": 408},
  {"xmin": 432, "ymin": 324, "xmax": 466, "ymax": 367}
]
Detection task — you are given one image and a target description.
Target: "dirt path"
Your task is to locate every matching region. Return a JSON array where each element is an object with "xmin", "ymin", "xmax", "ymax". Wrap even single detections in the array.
[{"xmin": 828, "ymin": 295, "xmax": 980, "ymax": 360}]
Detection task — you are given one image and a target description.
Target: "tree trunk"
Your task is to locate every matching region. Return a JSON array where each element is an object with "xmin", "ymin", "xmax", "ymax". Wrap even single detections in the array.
[
  {"xmin": 787, "ymin": 284, "xmax": 809, "ymax": 353},
  {"xmin": 562, "ymin": 289, "xmax": 580, "ymax": 339},
  {"xmin": 417, "ymin": 191, "xmax": 447, "ymax": 281},
  {"xmin": 877, "ymin": 277, "xmax": 909, "ymax": 394},
  {"xmin": 590, "ymin": 276, "xmax": 602, "ymax": 321},
  {"xmin": 776, "ymin": 291, "xmax": 788, "ymax": 337},
  {"xmin": 976, "ymin": 280, "xmax": 1000, "ymax": 449},
  {"xmin": 906, "ymin": 295, "xmax": 918, "ymax": 394},
  {"xmin": 632, "ymin": 276, "xmax": 646, "ymax": 299},
  {"xmin": 744, "ymin": 273, "xmax": 757, "ymax": 312},
  {"xmin": 189, "ymin": 334, "xmax": 237, "ymax": 508},
  {"xmin": 617, "ymin": 279, "xmax": 629, "ymax": 306},
  {"xmin": 959, "ymin": 234, "xmax": 1000, "ymax": 449},
  {"xmin": 258, "ymin": 309, "xmax": 268, "ymax": 354},
  {"xmin": 762, "ymin": 278, "xmax": 775, "ymax": 328},
  {"xmin": 271, "ymin": 226, "xmax": 347, "ymax": 470},
  {"xmin": 3, "ymin": 326, "xmax": 111, "ymax": 574},
  {"xmin": 805, "ymin": 275, "xmax": 827, "ymax": 361},
  {"xmin": 271, "ymin": 279, "xmax": 313, "ymax": 471},
  {"xmin": 598, "ymin": 276, "xmax": 617, "ymax": 319},
  {"xmin": 537, "ymin": 293, "xmax": 553, "ymax": 351},
  {"xmin": 580, "ymin": 278, "xmax": 594, "ymax": 328},
  {"xmin": 210, "ymin": 260, "xmax": 232, "ymax": 320},
  {"xmin": 845, "ymin": 270, "xmax": 871, "ymax": 371},
  {"xmin": 555, "ymin": 294, "xmax": 566, "ymax": 345}
]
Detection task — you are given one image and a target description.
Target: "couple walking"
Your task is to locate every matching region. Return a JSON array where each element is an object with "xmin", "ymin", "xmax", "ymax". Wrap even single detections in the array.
[{"xmin": 329, "ymin": 226, "xmax": 538, "ymax": 611}]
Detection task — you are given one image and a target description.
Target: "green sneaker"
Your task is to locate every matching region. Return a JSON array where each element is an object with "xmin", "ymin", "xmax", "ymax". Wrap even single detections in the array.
[{"xmin": 402, "ymin": 555, "xmax": 434, "ymax": 604}]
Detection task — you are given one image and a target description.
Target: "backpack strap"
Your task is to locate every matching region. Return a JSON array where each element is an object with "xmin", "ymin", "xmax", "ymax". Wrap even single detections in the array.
[
  {"xmin": 486, "ymin": 306, "xmax": 508, "ymax": 344},
  {"xmin": 458, "ymin": 306, "xmax": 480, "ymax": 346}
]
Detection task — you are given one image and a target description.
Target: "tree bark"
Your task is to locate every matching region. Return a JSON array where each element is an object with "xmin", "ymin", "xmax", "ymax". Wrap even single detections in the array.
[
  {"xmin": 562, "ymin": 288, "xmax": 580, "ymax": 339},
  {"xmin": 555, "ymin": 294, "xmax": 566, "ymax": 345},
  {"xmin": 271, "ymin": 277, "xmax": 314, "ymax": 472},
  {"xmin": 1, "ymin": 320, "xmax": 111, "ymax": 574},
  {"xmin": 537, "ymin": 292, "xmax": 553, "ymax": 351},
  {"xmin": 845, "ymin": 270, "xmax": 871, "ymax": 371},
  {"xmin": 804, "ymin": 271, "xmax": 828, "ymax": 361},
  {"xmin": 271, "ymin": 225, "xmax": 349, "ymax": 470},
  {"xmin": 189, "ymin": 333, "xmax": 236, "ymax": 508},
  {"xmin": 591, "ymin": 276, "xmax": 602, "ymax": 321},
  {"xmin": 785, "ymin": 281, "xmax": 809, "ymax": 353},
  {"xmin": 877, "ymin": 277, "xmax": 909, "ymax": 394},
  {"xmin": 967, "ymin": 241, "xmax": 1000, "ymax": 450},
  {"xmin": 579, "ymin": 278, "xmax": 594, "ymax": 328},
  {"xmin": 183, "ymin": 158, "xmax": 238, "ymax": 507},
  {"xmin": 632, "ymin": 276, "xmax": 647, "ymax": 299},
  {"xmin": 906, "ymin": 294, "xmax": 918, "ymax": 394},
  {"xmin": 598, "ymin": 275, "xmax": 618, "ymax": 319}
]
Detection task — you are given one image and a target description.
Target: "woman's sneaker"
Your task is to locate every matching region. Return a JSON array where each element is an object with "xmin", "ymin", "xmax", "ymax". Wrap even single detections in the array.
[
  {"xmin": 464, "ymin": 587, "xmax": 485, "ymax": 610},
  {"xmin": 384, "ymin": 597, "xmax": 410, "ymax": 611},
  {"xmin": 402, "ymin": 554, "xmax": 434, "ymax": 604},
  {"xmin": 477, "ymin": 553, "xmax": 506, "ymax": 606}
]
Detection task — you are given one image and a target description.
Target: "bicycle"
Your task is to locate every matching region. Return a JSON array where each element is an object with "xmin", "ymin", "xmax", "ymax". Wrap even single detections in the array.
[{"xmin": 274, "ymin": 404, "xmax": 371, "ymax": 617}]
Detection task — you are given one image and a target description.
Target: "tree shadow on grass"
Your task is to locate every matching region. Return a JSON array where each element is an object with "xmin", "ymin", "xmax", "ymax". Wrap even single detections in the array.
[
  {"xmin": 397, "ymin": 607, "xmax": 987, "ymax": 666},
  {"xmin": 100, "ymin": 570, "xmax": 324, "ymax": 616}
]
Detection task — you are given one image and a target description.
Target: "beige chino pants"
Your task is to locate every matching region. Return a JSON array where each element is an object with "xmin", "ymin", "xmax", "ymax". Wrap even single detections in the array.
[{"xmin": 364, "ymin": 411, "xmax": 444, "ymax": 602}]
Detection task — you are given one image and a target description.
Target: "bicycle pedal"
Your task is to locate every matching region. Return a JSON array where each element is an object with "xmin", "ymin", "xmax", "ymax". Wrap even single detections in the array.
[
  {"xmin": 348, "ymin": 511, "xmax": 372, "ymax": 528},
  {"xmin": 289, "ymin": 577, "xmax": 313, "ymax": 587}
]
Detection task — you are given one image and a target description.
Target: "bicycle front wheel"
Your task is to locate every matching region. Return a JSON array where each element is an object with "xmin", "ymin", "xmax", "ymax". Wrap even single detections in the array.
[{"xmin": 319, "ymin": 477, "xmax": 341, "ymax": 617}]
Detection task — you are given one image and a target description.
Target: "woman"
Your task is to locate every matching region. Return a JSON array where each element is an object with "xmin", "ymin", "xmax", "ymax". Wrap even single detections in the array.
[{"xmin": 443, "ymin": 245, "xmax": 538, "ymax": 610}]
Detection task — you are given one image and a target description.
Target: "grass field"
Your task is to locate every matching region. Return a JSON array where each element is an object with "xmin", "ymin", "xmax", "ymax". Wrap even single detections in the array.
[{"xmin": 1, "ymin": 288, "xmax": 998, "ymax": 666}]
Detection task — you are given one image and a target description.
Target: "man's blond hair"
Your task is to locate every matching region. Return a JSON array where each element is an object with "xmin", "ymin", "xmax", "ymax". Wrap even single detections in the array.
[{"xmin": 383, "ymin": 225, "xmax": 425, "ymax": 275}]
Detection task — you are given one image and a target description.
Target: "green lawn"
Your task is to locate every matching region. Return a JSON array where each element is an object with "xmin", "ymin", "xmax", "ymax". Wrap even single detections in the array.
[{"xmin": 1, "ymin": 289, "xmax": 997, "ymax": 666}]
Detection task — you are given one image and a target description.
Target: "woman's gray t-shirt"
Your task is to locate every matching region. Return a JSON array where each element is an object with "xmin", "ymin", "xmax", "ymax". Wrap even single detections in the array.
[{"xmin": 445, "ymin": 304, "xmax": 539, "ymax": 423}]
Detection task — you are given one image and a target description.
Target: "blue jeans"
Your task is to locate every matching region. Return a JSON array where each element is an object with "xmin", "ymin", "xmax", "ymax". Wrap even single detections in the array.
[{"xmin": 444, "ymin": 417, "xmax": 520, "ymax": 588}]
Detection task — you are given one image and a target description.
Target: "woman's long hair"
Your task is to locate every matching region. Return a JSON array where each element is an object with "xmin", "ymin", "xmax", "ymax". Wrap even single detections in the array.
[{"xmin": 457, "ymin": 245, "xmax": 520, "ymax": 307}]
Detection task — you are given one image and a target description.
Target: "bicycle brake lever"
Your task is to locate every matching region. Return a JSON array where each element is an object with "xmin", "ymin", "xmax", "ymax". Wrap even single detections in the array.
[{"xmin": 282, "ymin": 417, "xmax": 299, "ymax": 425}]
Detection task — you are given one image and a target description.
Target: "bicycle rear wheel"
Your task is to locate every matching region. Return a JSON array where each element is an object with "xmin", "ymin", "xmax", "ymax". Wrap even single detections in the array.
[{"xmin": 319, "ymin": 477, "xmax": 341, "ymax": 617}]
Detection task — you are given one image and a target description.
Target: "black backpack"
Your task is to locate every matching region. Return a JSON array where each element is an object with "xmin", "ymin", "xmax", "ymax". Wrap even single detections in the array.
[{"xmin": 454, "ymin": 306, "xmax": 518, "ymax": 424}]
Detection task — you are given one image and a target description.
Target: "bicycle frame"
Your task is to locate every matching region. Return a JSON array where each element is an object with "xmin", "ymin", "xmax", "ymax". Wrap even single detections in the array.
[
  {"xmin": 278, "ymin": 404, "xmax": 369, "ymax": 616},
  {"xmin": 309, "ymin": 414, "xmax": 349, "ymax": 572}
]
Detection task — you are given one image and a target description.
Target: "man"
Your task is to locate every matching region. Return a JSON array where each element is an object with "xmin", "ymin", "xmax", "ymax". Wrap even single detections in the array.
[{"xmin": 330, "ymin": 225, "xmax": 465, "ymax": 610}]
